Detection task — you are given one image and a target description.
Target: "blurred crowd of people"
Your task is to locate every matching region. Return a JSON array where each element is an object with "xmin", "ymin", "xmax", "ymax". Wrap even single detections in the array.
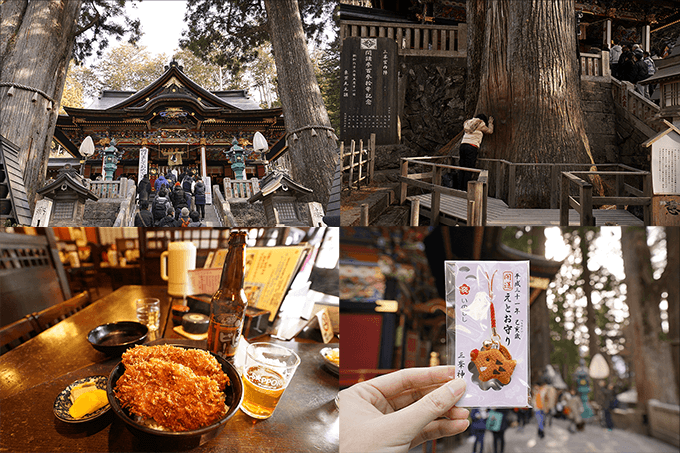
[
  {"xmin": 467, "ymin": 380, "xmax": 619, "ymax": 453},
  {"xmin": 134, "ymin": 169, "xmax": 207, "ymax": 227},
  {"xmin": 609, "ymin": 40, "xmax": 657, "ymax": 100}
]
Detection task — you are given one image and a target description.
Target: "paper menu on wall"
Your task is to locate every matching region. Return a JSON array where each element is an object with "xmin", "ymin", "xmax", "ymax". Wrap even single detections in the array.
[{"xmin": 190, "ymin": 246, "xmax": 310, "ymax": 322}]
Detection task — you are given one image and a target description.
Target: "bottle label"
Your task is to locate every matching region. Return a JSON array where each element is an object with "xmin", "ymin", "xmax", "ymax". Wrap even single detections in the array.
[{"xmin": 207, "ymin": 320, "xmax": 242, "ymax": 358}]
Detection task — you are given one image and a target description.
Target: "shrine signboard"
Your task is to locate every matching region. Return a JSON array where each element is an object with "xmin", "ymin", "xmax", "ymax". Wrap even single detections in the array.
[
  {"xmin": 340, "ymin": 37, "xmax": 398, "ymax": 145},
  {"xmin": 644, "ymin": 122, "xmax": 680, "ymax": 225}
]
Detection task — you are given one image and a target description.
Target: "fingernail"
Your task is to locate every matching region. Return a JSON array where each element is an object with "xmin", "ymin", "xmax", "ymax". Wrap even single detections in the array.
[{"xmin": 447, "ymin": 379, "xmax": 466, "ymax": 397}]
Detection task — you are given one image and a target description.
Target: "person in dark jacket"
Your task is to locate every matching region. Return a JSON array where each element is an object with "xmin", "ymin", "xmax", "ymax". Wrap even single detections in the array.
[
  {"xmin": 152, "ymin": 187, "xmax": 172, "ymax": 225},
  {"xmin": 166, "ymin": 172, "xmax": 177, "ymax": 186},
  {"xmin": 134, "ymin": 199, "xmax": 154, "ymax": 227},
  {"xmin": 193, "ymin": 179, "xmax": 206, "ymax": 220},
  {"xmin": 633, "ymin": 50, "xmax": 649, "ymax": 97},
  {"xmin": 182, "ymin": 175, "xmax": 193, "ymax": 207},
  {"xmin": 171, "ymin": 183, "xmax": 188, "ymax": 219},
  {"xmin": 470, "ymin": 408, "xmax": 487, "ymax": 453},
  {"xmin": 187, "ymin": 210, "xmax": 203, "ymax": 227},
  {"xmin": 157, "ymin": 206, "xmax": 179, "ymax": 227},
  {"xmin": 138, "ymin": 174, "xmax": 151, "ymax": 202},
  {"xmin": 617, "ymin": 46, "xmax": 636, "ymax": 83}
]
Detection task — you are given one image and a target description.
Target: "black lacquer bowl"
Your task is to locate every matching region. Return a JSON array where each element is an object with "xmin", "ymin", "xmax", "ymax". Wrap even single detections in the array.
[
  {"xmin": 88, "ymin": 322, "xmax": 148, "ymax": 356},
  {"xmin": 106, "ymin": 345, "xmax": 243, "ymax": 449}
]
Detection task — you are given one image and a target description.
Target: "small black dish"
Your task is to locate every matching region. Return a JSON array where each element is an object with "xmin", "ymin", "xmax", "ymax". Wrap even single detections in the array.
[
  {"xmin": 107, "ymin": 344, "xmax": 243, "ymax": 448},
  {"xmin": 88, "ymin": 322, "xmax": 148, "ymax": 356}
]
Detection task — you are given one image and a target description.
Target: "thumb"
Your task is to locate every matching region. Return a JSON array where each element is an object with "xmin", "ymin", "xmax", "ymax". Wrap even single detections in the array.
[{"xmin": 389, "ymin": 379, "xmax": 466, "ymax": 435}]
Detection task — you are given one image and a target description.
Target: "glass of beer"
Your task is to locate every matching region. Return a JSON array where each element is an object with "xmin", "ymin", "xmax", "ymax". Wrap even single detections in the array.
[{"xmin": 240, "ymin": 342, "xmax": 301, "ymax": 419}]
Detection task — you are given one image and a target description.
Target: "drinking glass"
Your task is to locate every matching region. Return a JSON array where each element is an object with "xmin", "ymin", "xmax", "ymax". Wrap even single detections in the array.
[
  {"xmin": 135, "ymin": 298, "xmax": 160, "ymax": 332},
  {"xmin": 240, "ymin": 342, "xmax": 300, "ymax": 419}
]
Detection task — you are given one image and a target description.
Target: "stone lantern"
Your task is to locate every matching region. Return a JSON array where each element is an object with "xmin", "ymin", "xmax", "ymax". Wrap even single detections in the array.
[
  {"xmin": 247, "ymin": 170, "xmax": 325, "ymax": 226},
  {"xmin": 35, "ymin": 164, "xmax": 98, "ymax": 226}
]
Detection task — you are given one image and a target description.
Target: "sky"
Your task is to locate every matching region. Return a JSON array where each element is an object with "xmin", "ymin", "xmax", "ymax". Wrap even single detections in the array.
[{"xmin": 126, "ymin": 1, "xmax": 188, "ymax": 60}]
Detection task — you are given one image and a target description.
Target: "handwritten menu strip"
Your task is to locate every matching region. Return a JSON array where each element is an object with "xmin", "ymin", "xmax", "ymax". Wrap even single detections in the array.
[{"xmin": 192, "ymin": 246, "xmax": 309, "ymax": 322}]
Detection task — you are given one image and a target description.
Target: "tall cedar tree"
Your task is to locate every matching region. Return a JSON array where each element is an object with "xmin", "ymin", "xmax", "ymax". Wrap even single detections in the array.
[
  {"xmin": 0, "ymin": 0, "xmax": 140, "ymax": 211},
  {"xmin": 621, "ymin": 227, "xmax": 679, "ymax": 406},
  {"xmin": 181, "ymin": 0, "xmax": 338, "ymax": 208},
  {"xmin": 466, "ymin": 0, "xmax": 594, "ymax": 208}
]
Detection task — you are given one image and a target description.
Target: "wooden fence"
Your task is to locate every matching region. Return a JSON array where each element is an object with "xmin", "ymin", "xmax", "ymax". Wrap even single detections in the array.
[
  {"xmin": 340, "ymin": 20, "xmax": 466, "ymax": 58},
  {"xmin": 560, "ymin": 165, "xmax": 651, "ymax": 226},
  {"xmin": 399, "ymin": 156, "xmax": 488, "ymax": 226},
  {"xmin": 223, "ymin": 178, "xmax": 260, "ymax": 199},
  {"xmin": 341, "ymin": 134, "xmax": 376, "ymax": 191}
]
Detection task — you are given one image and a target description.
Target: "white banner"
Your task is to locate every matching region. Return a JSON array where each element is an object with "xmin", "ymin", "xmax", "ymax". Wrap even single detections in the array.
[
  {"xmin": 203, "ymin": 176, "xmax": 213, "ymax": 205},
  {"xmin": 138, "ymin": 147, "xmax": 149, "ymax": 181}
]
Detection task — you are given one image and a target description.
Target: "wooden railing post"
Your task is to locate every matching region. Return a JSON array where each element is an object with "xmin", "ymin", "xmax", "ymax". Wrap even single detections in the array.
[
  {"xmin": 579, "ymin": 182, "xmax": 594, "ymax": 226},
  {"xmin": 360, "ymin": 203, "xmax": 369, "ymax": 226},
  {"xmin": 430, "ymin": 165, "xmax": 442, "ymax": 225},
  {"xmin": 399, "ymin": 159, "xmax": 409, "ymax": 204},
  {"xmin": 643, "ymin": 172, "xmax": 652, "ymax": 225},
  {"xmin": 410, "ymin": 198, "xmax": 420, "ymax": 226},
  {"xmin": 357, "ymin": 139, "xmax": 364, "ymax": 190},
  {"xmin": 508, "ymin": 163, "xmax": 517, "ymax": 207},
  {"xmin": 467, "ymin": 180, "xmax": 486, "ymax": 226},
  {"xmin": 348, "ymin": 140, "xmax": 356, "ymax": 191},
  {"xmin": 560, "ymin": 172, "xmax": 570, "ymax": 226},
  {"xmin": 616, "ymin": 172, "xmax": 625, "ymax": 209}
]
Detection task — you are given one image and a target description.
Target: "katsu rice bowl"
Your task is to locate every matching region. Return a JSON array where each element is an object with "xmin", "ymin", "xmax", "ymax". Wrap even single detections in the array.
[{"xmin": 106, "ymin": 344, "xmax": 243, "ymax": 440}]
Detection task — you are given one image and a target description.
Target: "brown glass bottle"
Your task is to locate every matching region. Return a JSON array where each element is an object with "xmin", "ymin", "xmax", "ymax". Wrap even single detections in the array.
[{"xmin": 207, "ymin": 231, "xmax": 248, "ymax": 361}]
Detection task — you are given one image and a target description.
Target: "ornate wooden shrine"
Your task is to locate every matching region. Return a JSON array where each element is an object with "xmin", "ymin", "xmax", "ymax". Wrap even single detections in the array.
[{"xmin": 54, "ymin": 60, "xmax": 286, "ymax": 188}]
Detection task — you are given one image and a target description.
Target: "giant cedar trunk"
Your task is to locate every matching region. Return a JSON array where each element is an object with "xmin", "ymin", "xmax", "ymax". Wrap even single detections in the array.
[
  {"xmin": 264, "ymin": 0, "xmax": 337, "ymax": 209},
  {"xmin": 621, "ymin": 227, "xmax": 679, "ymax": 406},
  {"xmin": 467, "ymin": 0, "xmax": 594, "ymax": 208},
  {"xmin": 0, "ymin": 0, "xmax": 82, "ymax": 213}
]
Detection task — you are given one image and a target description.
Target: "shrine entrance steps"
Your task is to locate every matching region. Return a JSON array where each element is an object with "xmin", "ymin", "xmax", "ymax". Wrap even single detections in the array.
[{"xmin": 409, "ymin": 193, "xmax": 644, "ymax": 226}]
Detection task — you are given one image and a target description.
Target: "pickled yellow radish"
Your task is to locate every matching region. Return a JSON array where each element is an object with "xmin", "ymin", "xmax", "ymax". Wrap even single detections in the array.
[{"xmin": 68, "ymin": 389, "xmax": 108, "ymax": 418}]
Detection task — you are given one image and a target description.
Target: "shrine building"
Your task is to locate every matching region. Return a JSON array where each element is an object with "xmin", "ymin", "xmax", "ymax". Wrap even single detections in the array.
[{"xmin": 53, "ymin": 60, "xmax": 286, "ymax": 189}]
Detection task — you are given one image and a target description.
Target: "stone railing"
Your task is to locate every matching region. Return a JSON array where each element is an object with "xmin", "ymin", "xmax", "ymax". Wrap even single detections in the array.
[
  {"xmin": 648, "ymin": 400, "xmax": 680, "ymax": 447},
  {"xmin": 90, "ymin": 180, "xmax": 123, "ymax": 199},
  {"xmin": 113, "ymin": 180, "xmax": 137, "ymax": 227},
  {"xmin": 340, "ymin": 20, "xmax": 466, "ymax": 57},
  {"xmin": 580, "ymin": 51, "xmax": 610, "ymax": 78},
  {"xmin": 223, "ymin": 178, "xmax": 260, "ymax": 199},
  {"xmin": 611, "ymin": 78, "xmax": 663, "ymax": 135},
  {"xmin": 212, "ymin": 185, "xmax": 236, "ymax": 227}
]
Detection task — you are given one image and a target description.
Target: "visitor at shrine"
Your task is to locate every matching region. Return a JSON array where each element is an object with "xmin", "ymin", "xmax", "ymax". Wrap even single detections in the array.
[
  {"xmin": 458, "ymin": 113, "xmax": 494, "ymax": 191},
  {"xmin": 617, "ymin": 46, "xmax": 636, "ymax": 83},
  {"xmin": 171, "ymin": 182, "xmax": 189, "ymax": 219},
  {"xmin": 134, "ymin": 199, "xmax": 153, "ymax": 227},
  {"xmin": 193, "ymin": 178, "xmax": 206, "ymax": 220},
  {"xmin": 154, "ymin": 173, "xmax": 170, "ymax": 194},
  {"xmin": 152, "ymin": 187, "xmax": 172, "ymax": 225},
  {"xmin": 188, "ymin": 210, "xmax": 204, "ymax": 227},
  {"xmin": 137, "ymin": 174, "xmax": 151, "ymax": 202},
  {"xmin": 633, "ymin": 50, "xmax": 649, "ymax": 97},
  {"xmin": 643, "ymin": 51, "xmax": 657, "ymax": 98},
  {"xmin": 157, "ymin": 206, "xmax": 179, "ymax": 227},
  {"xmin": 609, "ymin": 38, "xmax": 622, "ymax": 78},
  {"xmin": 182, "ymin": 174, "xmax": 193, "ymax": 207},
  {"xmin": 179, "ymin": 207, "xmax": 191, "ymax": 227}
]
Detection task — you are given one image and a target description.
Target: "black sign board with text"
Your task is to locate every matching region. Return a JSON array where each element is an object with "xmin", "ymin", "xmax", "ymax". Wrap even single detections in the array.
[{"xmin": 340, "ymin": 37, "xmax": 398, "ymax": 145}]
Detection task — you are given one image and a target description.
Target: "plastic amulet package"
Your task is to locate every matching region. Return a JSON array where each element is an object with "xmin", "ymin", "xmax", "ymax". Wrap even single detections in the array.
[{"xmin": 445, "ymin": 261, "xmax": 531, "ymax": 408}]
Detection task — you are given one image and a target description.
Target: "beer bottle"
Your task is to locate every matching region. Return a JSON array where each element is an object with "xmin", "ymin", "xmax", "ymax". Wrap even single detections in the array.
[{"xmin": 207, "ymin": 230, "xmax": 248, "ymax": 361}]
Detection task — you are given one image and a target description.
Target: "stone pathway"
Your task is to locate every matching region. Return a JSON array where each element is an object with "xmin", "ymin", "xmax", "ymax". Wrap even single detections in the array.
[{"xmin": 431, "ymin": 417, "xmax": 678, "ymax": 453}]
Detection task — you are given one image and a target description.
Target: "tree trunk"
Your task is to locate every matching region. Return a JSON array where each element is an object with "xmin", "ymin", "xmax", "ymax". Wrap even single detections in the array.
[
  {"xmin": 621, "ymin": 227, "xmax": 679, "ymax": 406},
  {"xmin": 263, "ymin": 0, "xmax": 338, "ymax": 209},
  {"xmin": 529, "ymin": 227, "xmax": 550, "ymax": 383},
  {"xmin": 578, "ymin": 229, "xmax": 599, "ymax": 358},
  {"xmin": 663, "ymin": 227, "xmax": 680, "ymax": 399},
  {"xmin": 466, "ymin": 0, "xmax": 594, "ymax": 208},
  {"xmin": 0, "ymin": 0, "xmax": 82, "ymax": 213}
]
